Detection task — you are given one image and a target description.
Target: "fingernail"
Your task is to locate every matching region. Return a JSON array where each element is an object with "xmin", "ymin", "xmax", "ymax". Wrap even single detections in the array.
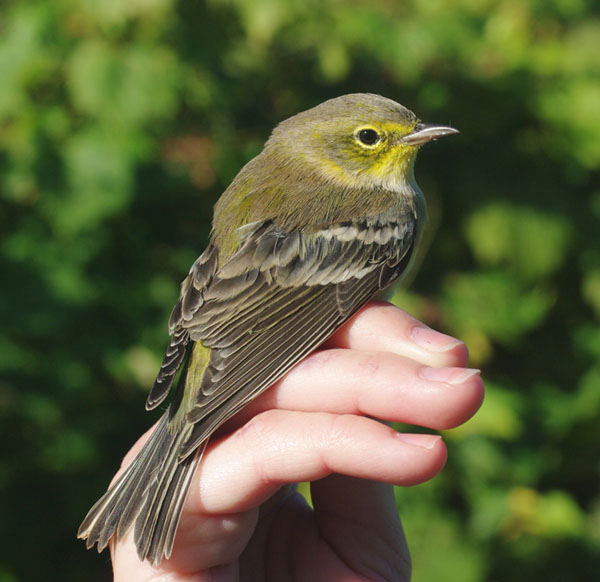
[
  {"xmin": 395, "ymin": 433, "xmax": 441, "ymax": 449},
  {"xmin": 410, "ymin": 325, "xmax": 463, "ymax": 353},
  {"xmin": 419, "ymin": 366, "xmax": 481, "ymax": 385}
]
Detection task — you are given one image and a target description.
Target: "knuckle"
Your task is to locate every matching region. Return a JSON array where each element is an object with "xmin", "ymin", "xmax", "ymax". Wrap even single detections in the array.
[
  {"xmin": 236, "ymin": 409, "xmax": 279, "ymax": 442},
  {"xmin": 357, "ymin": 352, "xmax": 381, "ymax": 376},
  {"xmin": 325, "ymin": 414, "xmax": 353, "ymax": 447},
  {"xmin": 299, "ymin": 348, "xmax": 338, "ymax": 371}
]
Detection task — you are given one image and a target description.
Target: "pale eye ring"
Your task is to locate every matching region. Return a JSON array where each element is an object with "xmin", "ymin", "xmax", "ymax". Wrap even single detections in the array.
[{"xmin": 356, "ymin": 128, "xmax": 381, "ymax": 146}]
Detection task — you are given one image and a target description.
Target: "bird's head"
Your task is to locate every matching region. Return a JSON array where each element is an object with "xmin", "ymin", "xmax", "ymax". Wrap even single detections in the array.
[{"xmin": 267, "ymin": 93, "xmax": 458, "ymax": 192}]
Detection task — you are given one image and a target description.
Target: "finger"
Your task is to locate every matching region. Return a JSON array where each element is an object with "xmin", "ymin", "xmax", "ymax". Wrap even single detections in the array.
[
  {"xmin": 246, "ymin": 477, "xmax": 411, "ymax": 582},
  {"xmin": 114, "ymin": 412, "xmax": 438, "ymax": 577},
  {"xmin": 231, "ymin": 348, "xmax": 484, "ymax": 431},
  {"xmin": 113, "ymin": 521, "xmax": 246, "ymax": 581},
  {"xmin": 187, "ymin": 409, "xmax": 447, "ymax": 516},
  {"xmin": 310, "ymin": 476, "xmax": 411, "ymax": 580},
  {"xmin": 112, "ymin": 426, "xmax": 257, "ymax": 577},
  {"xmin": 324, "ymin": 301, "xmax": 469, "ymax": 368}
]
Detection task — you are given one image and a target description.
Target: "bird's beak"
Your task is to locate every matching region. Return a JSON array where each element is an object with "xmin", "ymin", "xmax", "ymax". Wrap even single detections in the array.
[{"xmin": 401, "ymin": 122, "xmax": 459, "ymax": 146}]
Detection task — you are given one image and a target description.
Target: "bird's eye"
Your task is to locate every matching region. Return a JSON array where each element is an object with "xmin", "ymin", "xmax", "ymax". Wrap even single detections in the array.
[{"xmin": 356, "ymin": 128, "xmax": 381, "ymax": 146}]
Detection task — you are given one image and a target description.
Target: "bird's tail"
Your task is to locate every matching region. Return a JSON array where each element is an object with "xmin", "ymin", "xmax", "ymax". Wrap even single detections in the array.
[{"xmin": 77, "ymin": 411, "xmax": 203, "ymax": 566}]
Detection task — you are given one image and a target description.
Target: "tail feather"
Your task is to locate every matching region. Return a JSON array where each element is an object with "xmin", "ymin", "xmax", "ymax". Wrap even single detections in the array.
[
  {"xmin": 77, "ymin": 412, "xmax": 203, "ymax": 565},
  {"xmin": 139, "ymin": 444, "xmax": 204, "ymax": 564}
]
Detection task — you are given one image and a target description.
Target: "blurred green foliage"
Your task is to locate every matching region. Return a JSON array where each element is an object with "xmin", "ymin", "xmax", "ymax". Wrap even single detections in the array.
[{"xmin": 1, "ymin": 0, "xmax": 599, "ymax": 580}]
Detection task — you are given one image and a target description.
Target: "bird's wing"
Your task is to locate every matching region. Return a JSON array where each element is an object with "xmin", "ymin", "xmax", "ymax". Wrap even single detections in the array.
[
  {"xmin": 179, "ymin": 215, "xmax": 416, "ymax": 457},
  {"xmin": 145, "ymin": 243, "xmax": 220, "ymax": 410},
  {"xmin": 148, "ymin": 214, "xmax": 417, "ymax": 457}
]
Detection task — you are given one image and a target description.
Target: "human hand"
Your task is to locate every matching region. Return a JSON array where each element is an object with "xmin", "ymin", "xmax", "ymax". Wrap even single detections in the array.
[{"xmin": 111, "ymin": 301, "xmax": 484, "ymax": 581}]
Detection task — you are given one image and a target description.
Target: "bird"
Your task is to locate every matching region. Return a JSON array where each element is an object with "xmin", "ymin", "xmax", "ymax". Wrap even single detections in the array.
[{"xmin": 77, "ymin": 93, "xmax": 458, "ymax": 566}]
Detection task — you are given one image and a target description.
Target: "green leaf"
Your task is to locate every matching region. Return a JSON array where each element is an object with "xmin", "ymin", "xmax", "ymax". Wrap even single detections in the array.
[
  {"xmin": 504, "ymin": 488, "xmax": 586, "ymax": 539},
  {"xmin": 582, "ymin": 269, "xmax": 600, "ymax": 318},
  {"xmin": 66, "ymin": 40, "xmax": 180, "ymax": 127},
  {"xmin": 449, "ymin": 381, "xmax": 523, "ymax": 440},
  {"xmin": 442, "ymin": 270, "xmax": 555, "ymax": 343},
  {"xmin": 44, "ymin": 126, "xmax": 140, "ymax": 235},
  {"xmin": 465, "ymin": 202, "xmax": 571, "ymax": 280}
]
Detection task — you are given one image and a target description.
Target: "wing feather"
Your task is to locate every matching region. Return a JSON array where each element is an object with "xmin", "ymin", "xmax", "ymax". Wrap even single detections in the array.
[
  {"xmin": 145, "ymin": 244, "xmax": 219, "ymax": 410},
  {"xmin": 151, "ymin": 213, "xmax": 417, "ymax": 457}
]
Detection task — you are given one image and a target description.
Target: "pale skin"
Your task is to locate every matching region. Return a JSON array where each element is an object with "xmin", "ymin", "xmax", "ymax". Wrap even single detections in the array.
[{"xmin": 110, "ymin": 302, "xmax": 484, "ymax": 581}]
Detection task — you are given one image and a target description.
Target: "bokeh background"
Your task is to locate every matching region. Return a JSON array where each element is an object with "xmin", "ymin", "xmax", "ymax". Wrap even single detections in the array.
[{"xmin": 1, "ymin": 0, "xmax": 599, "ymax": 580}]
